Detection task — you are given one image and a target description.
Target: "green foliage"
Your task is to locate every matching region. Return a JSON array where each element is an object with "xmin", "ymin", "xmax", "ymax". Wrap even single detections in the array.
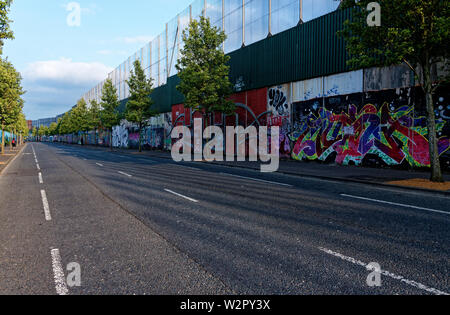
[
  {"xmin": 340, "ymin": 0, "xmax": 450, "ymax": 77},
  {"xmin": 0, "ymin": 57, "xmax": 23, "ymax": 126},
  {"xmin": 125, "ymin": 60, "xmax": 156, "ymax": 151},
  {"xmin": 49, "ymin": 122, "xmax": 57, "ymax": 136},
  {"xmin": 340, "ymin": 0, "xmax": 450, "ymax": 181},
  {"xmin": 70, "ymin": 98, "xmax": 89, "ymax": 133},
  {"xmin": 125, "ymin": 60, "xmax": 155, "ymax": 125},
  {"xmin": 176, "ymin": 16, "xmax": 234, "ymax": 116},
  {"xmin": 38, "ymin": 126, "xmax": 47, "ymax": 137},
  {"xmin": 88, "ymin": 99, "xmax": 101, "ymax": 131},
  {"xmin": 10, "ymin": 110, "xmax": 27, "ymax": 137},
  {"xmin": 0, "ymin": 57, "xmax": 24, "ymax": 152},
  {"xmin": 0, "ymin": 0, "xmax": 14, "ymax": 55},
  {"xmin": 100, "ymin": 79, "xmax": 121, "ymax": 131},
  {"xmin": 58, "ymin": 112, "xmax": 72, "ymax": 135}
]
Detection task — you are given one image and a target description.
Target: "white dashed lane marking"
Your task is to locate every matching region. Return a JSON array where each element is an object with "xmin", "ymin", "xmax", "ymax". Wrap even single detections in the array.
[
  {"xmin": 220, "ymin": 173, "xmax": 292, "ymax": 187},
  {"xmin": 318, "ymin": 247, "xmax": 449, "ymax": 295},
  {"xmin": 164, "ymin": 189, "xmax": 199, "ymax": 203},
  {"xmin": 118, "ymin": 171, "xmax": 132, "ymax": 177},
  {"xmin": 341, "ymin": 194, "xmax": 450, "ymax": 216},
  {"xmin": 40, "ymin": 190, "xmax": 52, "ymax": 221},
  {"xmin": 50, "ymin": 249, "xmax": 69, "ymax": 295}
]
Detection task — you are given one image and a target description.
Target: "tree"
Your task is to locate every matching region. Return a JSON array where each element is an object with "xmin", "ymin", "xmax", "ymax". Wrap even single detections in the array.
[
  {"xmin": 59, "ymin": 112, "xmax": 73, "ymax": 141},
  {"xmin": 13, "ymin": 111, "xmax": 27, "ymax": 145},
  {"xmin": 340, "ymin": 0, "xmax": 450, "ymax": 182},
  {"xmin": 71, "ymin": 98, "xmax": 89, "ymax": 144},
  {"xmin": 32, "ymin": 126, "xmax": 37, "ymax": 139},
  {"xmin": 6, "ymin": 98, "xmax": 21, "ymax": 148},
  {"xmin": 0, "ymin": 57, "xmax": 23, "ymax": 154},
  {"xmin": 176, "ymin": 16, "xmax": 234, "ymax": 126},
  {"xmin": 100, "ymin": 79, "xmax": 121, "ymax": 150},
  {"xmin": 88, "ymin": 99, "xmax": 101, "ymax": 145},
  {"xmin": 125, "ymin": 60, "xmax": 155, "ymax": 152},
  {"xmin": 0, "ymin": 0, "xmax": 14, "ymax": 55},
  {"xmin": 49, "ymin": 122, "xmax": 57, "ymax": 136},
  {"xmin": 38, "ymin": 126, "xmax": 45, "ymax": 138}
]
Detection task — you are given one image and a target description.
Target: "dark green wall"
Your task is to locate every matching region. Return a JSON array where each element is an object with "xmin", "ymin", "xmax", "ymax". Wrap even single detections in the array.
[{"xmin": 127, "ymin": 8, "xmax": 353, "ymax": 114}]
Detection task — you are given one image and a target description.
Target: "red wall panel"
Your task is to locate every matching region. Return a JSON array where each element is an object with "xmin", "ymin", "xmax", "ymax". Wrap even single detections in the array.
[{"xmin": 171, "ymin": 87, "xmax": 268, "ymax": 127}]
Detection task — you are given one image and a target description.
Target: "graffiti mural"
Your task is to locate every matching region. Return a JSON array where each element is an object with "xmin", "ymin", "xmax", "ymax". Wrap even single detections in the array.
[
  {"xmin": 112, "ymin": 121, "xmax": 130, "ymax": 148},
  {"xmin": 290, "ymin": 92, "xmax": 450, "ymax": 168},
  {"xmin": 144, "ymin": 113, "xmax": 172, "ymax": 150},
  {"xmin": 268, "ymin": 85, "xmax": 292, "ymax": 158}
]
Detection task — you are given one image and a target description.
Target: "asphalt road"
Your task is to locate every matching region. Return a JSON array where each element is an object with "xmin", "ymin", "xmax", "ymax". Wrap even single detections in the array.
[{"xmin": 0, "ymin": 142, "xmax": 449, "ymax": 295}]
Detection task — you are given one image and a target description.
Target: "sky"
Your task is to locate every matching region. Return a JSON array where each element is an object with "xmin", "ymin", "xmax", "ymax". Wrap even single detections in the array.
[{"xmin": 3, "ymin": 0, "xmax": 193, "ymax": 120}]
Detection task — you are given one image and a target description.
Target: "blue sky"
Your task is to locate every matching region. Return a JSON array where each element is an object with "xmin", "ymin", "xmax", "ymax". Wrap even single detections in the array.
[{"xmin": 3, "ymin": 0, "xmax": 193, "ymax": 120}]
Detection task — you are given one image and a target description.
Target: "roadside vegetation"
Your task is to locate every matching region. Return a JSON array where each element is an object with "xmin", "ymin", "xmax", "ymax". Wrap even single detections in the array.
[
  {"xmin": 0, "ymin": 0, "xmax": 27, "ymax": 154},
  {"xmin": 340, "ymin": 0, "xmax": 450, "ymax": 182}
]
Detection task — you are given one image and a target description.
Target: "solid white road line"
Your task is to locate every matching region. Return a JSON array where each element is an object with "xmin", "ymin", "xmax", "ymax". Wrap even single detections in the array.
[
  {"xmin": 41, "ymin": 190, "xmax": 52, "ymax": 221},
  {"xmin": 36, "ymin": 163, "xmax": 41, "ymax": 170},
  {"xmin": 164, "ymin": 189, "xmax": 199, "ymax": 203},
  {"xmin": 38, "ymin": 172, "xmax": 43, "ymax": 184},
  {"xmin": 96, "ymin": 163, "xmax": 104, "ymax": 167},
  {"xmin": 50, "ymin": 249, "xmax": 69, "ymax": 296},
  {"xmin": 341, "ymin": 194, "xmax": 449, "ymax": 216},
  {"xmin": 118, "ymin": 171, "xmax": 132, "ymax": 177},
  {"xmin": 318, "ymin": 247, "xmax": 448, "ymax": 295},
  {"xmin": 220, "ymin": 173, "xmax": 292, "ymax": 187}
]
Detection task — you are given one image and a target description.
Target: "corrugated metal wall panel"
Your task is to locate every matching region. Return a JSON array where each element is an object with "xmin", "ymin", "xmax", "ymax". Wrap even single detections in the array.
[{"xmin": 149, "ymin": 7, "xmax": 352, "ymax": 114}]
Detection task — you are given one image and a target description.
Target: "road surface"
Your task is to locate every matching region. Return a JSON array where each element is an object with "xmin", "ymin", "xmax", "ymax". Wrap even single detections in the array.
[{"xmin": 0, "ymin": 142, "xmax": 448, "ymax": 295}]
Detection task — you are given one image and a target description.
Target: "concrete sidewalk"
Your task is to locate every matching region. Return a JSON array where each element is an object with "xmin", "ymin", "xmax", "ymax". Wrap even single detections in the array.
[
  {"xmin": 0, "ymin": 144, "xmax": 25, "ymax": 174},
  {"xmin": 49, "ymin": 142, "xmax": 450, "ymax": 194}
]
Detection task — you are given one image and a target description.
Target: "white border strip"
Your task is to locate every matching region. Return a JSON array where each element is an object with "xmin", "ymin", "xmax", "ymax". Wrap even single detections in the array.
[
  {"xmin": 50, "ymin": 249, "xmax": 69, "ymax": 295},
  {"xmin": 341, "ymin": 194, "xmax": 449, "ymax": 215}
]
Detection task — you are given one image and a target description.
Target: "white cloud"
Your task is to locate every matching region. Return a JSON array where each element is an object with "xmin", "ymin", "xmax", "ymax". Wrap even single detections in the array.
[
  {"xmin": 23, "ymin": 58, "xmax": 113, "ymax": 86},
  {"xmin": 21, "ymin": 58, "xmax": 114, "ymax": 119}
]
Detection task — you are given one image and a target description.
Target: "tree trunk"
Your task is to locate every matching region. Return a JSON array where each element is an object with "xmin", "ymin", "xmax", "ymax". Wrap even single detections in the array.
[
  {"xmin": 423, "ymin": 61, "xmax": 444, "ymax": 182},
  {"xmin": 110, "ymin": 128, "xmax": 113, "ymax": 151},
  {"xmin": 1, "ymin": 122, "xmax": 4, "ymax": 155},
  {"xmin": 139, "ymin": 124, "xmax": 142, "ymax": 153}
]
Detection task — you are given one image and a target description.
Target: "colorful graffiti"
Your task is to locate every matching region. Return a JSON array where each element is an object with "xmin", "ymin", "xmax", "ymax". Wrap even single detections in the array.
[
  {"xmin": 144, "ymin": 113, "xmax": 172, "ymax": 150},
  {"xmin": 268, "ymin": 86, "xmax": 292, "ymax": 158},
  {"xmin": 290, "ymin": 102, "xmax": 450, "ymax": 167},
  {"xmin": 112, "ymin": 114, "xmax": 173, "ymax": 150},
  {"xmin": 112, "ymin": 122, "xmax": 129, "ymax": 148}
]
